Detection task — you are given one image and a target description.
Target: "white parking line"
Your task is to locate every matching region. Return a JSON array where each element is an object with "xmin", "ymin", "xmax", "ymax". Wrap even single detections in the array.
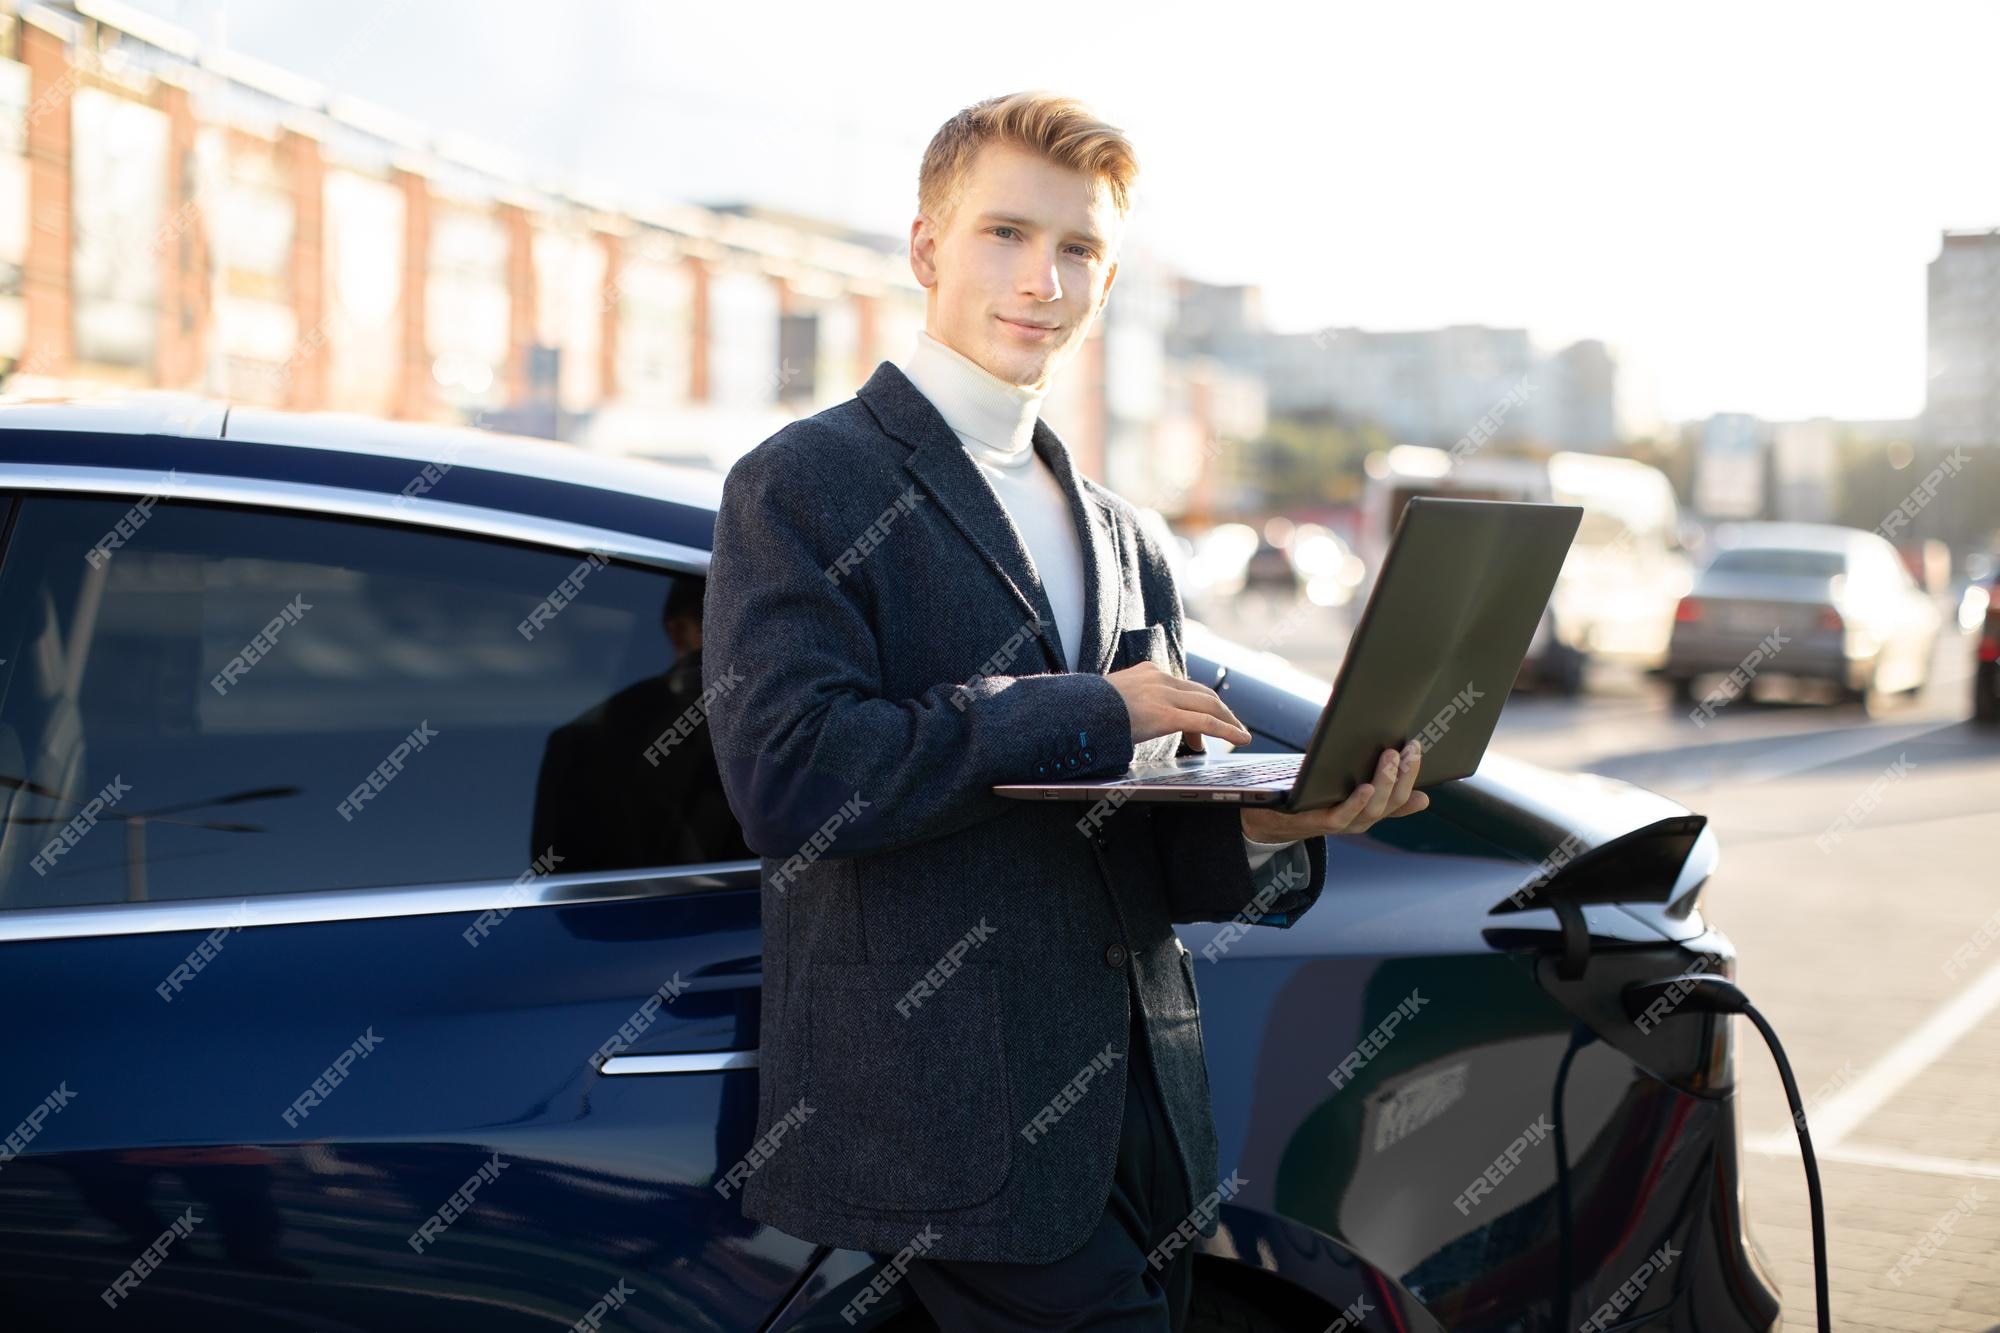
[
  {"xmin": 1747, "ymin": 1139, "xmax": 2000, "ymax": 1182},
  {"xmin": 1746, "ymin": 957, "xmax": 2000, "ymax": 1156}
]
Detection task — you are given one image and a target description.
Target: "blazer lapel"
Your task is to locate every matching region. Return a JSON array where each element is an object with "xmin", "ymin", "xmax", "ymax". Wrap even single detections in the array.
[{"xmin": 857, "ymin": 359, "xmax": 1123, "ymax": 678}]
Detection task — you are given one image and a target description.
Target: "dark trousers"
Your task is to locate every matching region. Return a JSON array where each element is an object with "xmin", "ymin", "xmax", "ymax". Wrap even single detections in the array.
[{"xmin": 898, "ymin": 994, "xmax": 1197, "ymax": 1331}]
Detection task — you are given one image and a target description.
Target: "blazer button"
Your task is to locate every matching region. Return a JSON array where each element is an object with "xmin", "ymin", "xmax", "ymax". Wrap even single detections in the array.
[
  {"xmin": 1036, "ymin": 763, "xmax": 1048, "ymax": 777},
  {"xmin": 1103, "ymin": 942, "xmax": 1127, "ymax": 968},
  {"xmin": 1082, "ymin": 749, "xmax": 1094, "ymax": 762}
]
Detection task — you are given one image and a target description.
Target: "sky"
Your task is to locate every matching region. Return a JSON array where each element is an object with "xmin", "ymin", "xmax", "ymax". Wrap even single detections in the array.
[{"xmin": 118, "ymin": 0, "xmax": 2000, "ymax": 426}]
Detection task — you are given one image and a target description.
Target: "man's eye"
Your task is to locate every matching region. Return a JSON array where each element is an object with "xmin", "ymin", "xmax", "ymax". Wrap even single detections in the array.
[{"xmin": 991, "ymin": 226, "xmax": 1018, "ymax": 239}]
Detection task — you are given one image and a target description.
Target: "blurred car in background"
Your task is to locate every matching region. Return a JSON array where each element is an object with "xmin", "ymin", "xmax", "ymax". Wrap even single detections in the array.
[
  {"xmin": 1242, "ymin": 532, "xmax": 1300, "ymax": 592},
  {"xmin": 1970, "ymin": 559, "xmax": 1999, "ymax": 725},
  {"xmin": 1285, "ymin": 522, "xmax": 1367, "ymax": 608},
  {"xmin": 1896, "ymin": 537, "xmax": 1954, "ymax": 598},
  {"xmin": 1360, "ymin": 446, "xmax": 1692, "ymax": 694},
  {"xmin": 1952, "ymin": 552, "xmax": 1994, "ymax": 638},
  {"xmin": 1664, "ymin": 522, "xmax": 1941, "ymax": 711},
  {"xmin": 1517, "ymin": 604, "xmax": 1588, "ymax": 695},
  {"xmin": 1180, "ymin": 522, "xmax": 1258, "ymax": 607},
  {"xmin": 1180, "ymin": 519, "xmax": 1364, "ymax": 614}
]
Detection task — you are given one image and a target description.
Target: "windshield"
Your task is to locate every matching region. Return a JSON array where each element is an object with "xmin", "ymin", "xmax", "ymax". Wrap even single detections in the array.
[{"xmin": 1706, "ymin": 547, "xmax": 1845, "ymax": 578}]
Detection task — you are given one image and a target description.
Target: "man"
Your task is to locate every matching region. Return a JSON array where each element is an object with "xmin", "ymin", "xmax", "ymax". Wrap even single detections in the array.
[{"xmin": 702, "ymin": 91, "xmax": 1427, "ymax": 1330}]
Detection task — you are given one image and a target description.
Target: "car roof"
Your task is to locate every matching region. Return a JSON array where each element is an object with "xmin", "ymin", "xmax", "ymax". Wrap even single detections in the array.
[
  {"xmin": 0, "ymin": 391, "xmax": 232, "ymax": 439},
  {"xmin": 1709, "ymin": 520, "xmax": 1872, "ymax": 553},
  {"xmin": 221, "ymin": 406, "xmax": 726, "ymax": 511},
  {"xmin": 0, "ymin": 392, "xmax": 724, "ymax": 506},
  {"xmin": 0, "ymin": 392, "xmax": 727, "ymax": 567}
]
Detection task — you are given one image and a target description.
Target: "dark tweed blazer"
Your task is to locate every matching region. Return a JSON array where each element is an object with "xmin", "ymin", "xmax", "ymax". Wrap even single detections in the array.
[{"xmin": 700, "ymin": 358, "xmax": 1329, "ymax": 1264}]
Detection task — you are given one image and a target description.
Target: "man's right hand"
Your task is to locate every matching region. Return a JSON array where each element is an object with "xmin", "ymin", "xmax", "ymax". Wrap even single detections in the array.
[{"xmin": 1105, "ymin": 661, "xmax": 1251, "ymax": 749}]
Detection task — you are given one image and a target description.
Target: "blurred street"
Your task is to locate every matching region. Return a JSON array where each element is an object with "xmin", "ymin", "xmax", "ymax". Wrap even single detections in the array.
[{"xmin": 1200, "ymin": 589, "xmax": 2000, "ymax": 1331}]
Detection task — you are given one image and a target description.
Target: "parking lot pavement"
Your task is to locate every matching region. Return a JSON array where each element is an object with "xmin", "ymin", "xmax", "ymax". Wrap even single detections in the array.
[{"xmin": 1743, "ymin": 1153, "xmax": 1999, "ymax": 1332}]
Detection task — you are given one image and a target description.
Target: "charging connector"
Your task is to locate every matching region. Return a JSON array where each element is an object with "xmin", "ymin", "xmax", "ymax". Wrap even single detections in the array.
[{"xmin": 1622, "ymin": 973, "xmax": 1829, "ymax": 1333}]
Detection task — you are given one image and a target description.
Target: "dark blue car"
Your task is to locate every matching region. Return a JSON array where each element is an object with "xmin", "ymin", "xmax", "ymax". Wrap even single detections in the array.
[{"xmin": 0, "ymin": 399, "xmax": 1781, "ymax": 1331}]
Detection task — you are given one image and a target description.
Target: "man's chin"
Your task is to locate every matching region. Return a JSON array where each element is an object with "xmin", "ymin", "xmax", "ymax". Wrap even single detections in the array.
[
  {"xmin": 976, "ymin": 349, "xmax": 1048, "ymax": 389},
  {"xmin": 996, "ymin": 343, "xmax": 1066, "ymax": 390}
]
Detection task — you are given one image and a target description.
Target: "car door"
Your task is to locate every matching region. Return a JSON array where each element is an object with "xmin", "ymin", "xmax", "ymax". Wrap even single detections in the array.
[{"xmin": 0, "ymin": 481, "xmax": 805, "ymax": 1332}]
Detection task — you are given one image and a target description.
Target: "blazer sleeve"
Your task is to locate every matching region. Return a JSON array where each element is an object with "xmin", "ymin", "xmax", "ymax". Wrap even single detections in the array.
[
  {"xmin": 1125, "ymin": 513, "xmax": 1330, "ymax": 927},
  {"xmin": 701, "ymin": 429, "xmax": 1138, "ymax": 861}
]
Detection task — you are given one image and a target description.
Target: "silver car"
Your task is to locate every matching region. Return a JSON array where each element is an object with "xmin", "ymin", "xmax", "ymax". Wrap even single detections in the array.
[{"xmin": 1663, "ymin": 521, "xmax": 1940, "ymax": 710}]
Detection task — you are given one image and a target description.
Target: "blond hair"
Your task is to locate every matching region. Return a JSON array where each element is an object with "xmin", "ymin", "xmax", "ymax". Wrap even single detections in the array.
[{"xmin": 917, "ymin": 91, "xmax": 1138, "ymax": 231}]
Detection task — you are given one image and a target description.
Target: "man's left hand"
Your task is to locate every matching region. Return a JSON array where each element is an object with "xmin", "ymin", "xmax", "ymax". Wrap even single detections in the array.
[{"xmin": 1239, "ymin": 741, "xmax": 1429, "ymax": 841}]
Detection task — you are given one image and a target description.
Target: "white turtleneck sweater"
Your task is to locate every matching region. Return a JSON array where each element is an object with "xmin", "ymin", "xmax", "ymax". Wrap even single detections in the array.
[{"xmin": 896, "ymin": 328, "xmax": 1302, "ymax": 874}]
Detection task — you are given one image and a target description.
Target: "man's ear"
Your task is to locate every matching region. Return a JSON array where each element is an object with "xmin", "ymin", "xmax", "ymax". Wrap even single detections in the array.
[{"xmin": 909, "ymin": 215, "xmax": 939, "ymax": 289}]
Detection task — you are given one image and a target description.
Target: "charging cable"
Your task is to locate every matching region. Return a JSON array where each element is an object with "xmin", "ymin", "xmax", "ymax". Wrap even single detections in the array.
[{"xmin": 1621, "ymin": 973, "xmax": 1829, "ymax": 1333}]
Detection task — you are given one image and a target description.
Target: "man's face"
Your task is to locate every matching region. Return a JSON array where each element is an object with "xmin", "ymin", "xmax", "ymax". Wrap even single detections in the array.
[{"xmin": 910, "ymin": 142, "xmax": 1121, "ymax": 391}]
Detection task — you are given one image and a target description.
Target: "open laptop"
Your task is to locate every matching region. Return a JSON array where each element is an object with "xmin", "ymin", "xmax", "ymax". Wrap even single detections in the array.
[{"xmin": 991, "ymin": 496, "xmax": 1583, "ymax": 812}]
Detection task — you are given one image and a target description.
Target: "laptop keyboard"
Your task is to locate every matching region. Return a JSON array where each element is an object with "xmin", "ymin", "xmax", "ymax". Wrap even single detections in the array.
[{"xmin": 1133, "ymin": 757, "xmax": 1302, "ymax": 787}]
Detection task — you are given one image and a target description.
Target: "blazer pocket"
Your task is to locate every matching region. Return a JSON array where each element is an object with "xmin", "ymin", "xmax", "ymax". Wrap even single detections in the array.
[
  {"xmin": 1116, "ymin": 622, "xmax": 1171, "ymax": 673},
  {"xmin": 802, "ymin": 960, "xmax": 1013, "ymax": 1212}
]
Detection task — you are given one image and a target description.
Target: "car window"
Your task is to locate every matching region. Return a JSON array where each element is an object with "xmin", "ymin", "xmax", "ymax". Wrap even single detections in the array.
[
  {"xmin": 1705, "ymin": 547, "xmax": 1845, "ymax": 579},
  {"xmin": 0, "ymin": 494, "xmax": 749, "ymax": 911}
]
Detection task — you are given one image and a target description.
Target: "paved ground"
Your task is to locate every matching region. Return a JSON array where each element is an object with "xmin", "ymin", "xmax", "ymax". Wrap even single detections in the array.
[
  {"xmin": 1197, "ymin": 590, "xmax": 2000, "ymax": 1331},
  {"xmin": 1672, "ymin": 723, "xmax": 2000, "ymax": 1333}
]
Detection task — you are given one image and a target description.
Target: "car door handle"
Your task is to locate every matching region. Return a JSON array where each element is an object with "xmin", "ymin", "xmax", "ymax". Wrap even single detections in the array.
[{"xmin": 599, "ymin": 1049, "xmax": 759, "ymax": 1075}]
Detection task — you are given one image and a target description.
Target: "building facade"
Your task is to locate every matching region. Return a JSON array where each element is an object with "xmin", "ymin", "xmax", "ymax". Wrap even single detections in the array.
[
  {"xmin": 1926, "ymin": 227, "xmax": 2000, "ymax": 453},
  {"xmin": 0, "ymin": 0, "xmax": 1265, "ymax": 508}
]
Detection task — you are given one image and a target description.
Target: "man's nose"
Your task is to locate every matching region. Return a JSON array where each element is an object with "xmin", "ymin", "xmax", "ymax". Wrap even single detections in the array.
[{"xmin": 1019, "ymin": 249, "xmax": 1062, "ymax": 302}]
